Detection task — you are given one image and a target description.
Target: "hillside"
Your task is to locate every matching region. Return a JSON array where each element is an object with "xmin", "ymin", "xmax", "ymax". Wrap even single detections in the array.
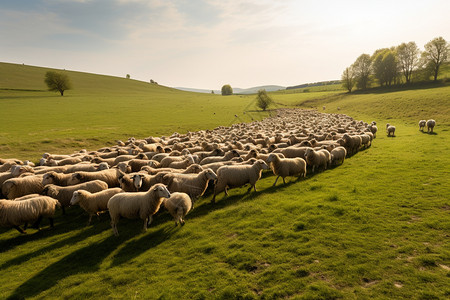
[{"xmin": 0, "ymin": 63, "xmax": 449, "ymax": 299}]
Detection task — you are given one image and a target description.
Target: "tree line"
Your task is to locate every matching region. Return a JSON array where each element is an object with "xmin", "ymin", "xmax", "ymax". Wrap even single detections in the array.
[{"xmin": 342, "ymin": 37, "xmax": 449, "ymax": 92}]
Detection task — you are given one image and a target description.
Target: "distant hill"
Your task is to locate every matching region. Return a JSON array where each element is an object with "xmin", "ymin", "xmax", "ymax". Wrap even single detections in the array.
[
  {"xmin": 175, "ymin": 85, "xmax": 285, "ymax": 94},
  {"xmin": 286, "ymin": 80, "xmax": 341, "ymax": 90}
]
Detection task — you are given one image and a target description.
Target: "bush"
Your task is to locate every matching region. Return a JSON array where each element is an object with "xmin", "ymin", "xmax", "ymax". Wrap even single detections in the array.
[
  {"xmin": 221, "ymin": 84, "xmax": 233, "ymax": 95},
  {"xmin": 256, "ymin": 89, "xmax": 273, "ymax": 111}
]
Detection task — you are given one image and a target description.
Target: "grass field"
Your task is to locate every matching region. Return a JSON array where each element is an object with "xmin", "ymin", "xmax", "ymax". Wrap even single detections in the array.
[{"xmin": 0, "ymin": 63, "xmax": 449, "ymax": 299}]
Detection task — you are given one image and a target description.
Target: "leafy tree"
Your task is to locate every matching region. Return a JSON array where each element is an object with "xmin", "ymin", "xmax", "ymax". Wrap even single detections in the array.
[
  {"xmin": 211, "ymin": 90, "xmax": 215, "ymax": 94},
  {"xmin": 423, "ymin": 37, "xmax": 449, "ymax": 81},
  {"xmin": 341, "ymin": 67, "xmax": 354, "ymax": 92},
  {"xmin": 256, "ymin": 89, "xmax": 273, "ymax": 111},
  {"xmin": 44, "ymin": 71, "xmax": 72, "ymax": 96},
  {"xmin": 372, "ymin": 49, "xmax": 398, "ymax": 86},
  {"xmin": 221, "ymin": 84, "xmax": 233, "ymax": 95},
  {"xmin": 352, "ymin": 54, "xmax": 372, "ymax": 89},
  {"xmin": 397, "ymin": 41, "xmax": 420, "ymax": 83},
  {"xmin": 126, "ymin": 74, "xmax": 130, "ymax": 79}
]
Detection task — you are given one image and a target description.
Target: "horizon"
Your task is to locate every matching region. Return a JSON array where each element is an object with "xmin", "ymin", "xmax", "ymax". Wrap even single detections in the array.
[{"xmin": 1, "ymin": 0, "xmax": 449, "ymax": 90}]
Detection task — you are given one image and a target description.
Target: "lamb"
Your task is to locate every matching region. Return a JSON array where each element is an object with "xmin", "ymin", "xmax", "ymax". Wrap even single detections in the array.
[
  {"xmin": 163, "ymin": 169, "xmax": 217, "ymax": 203},
  {"xmin": 419, "ymin": 120, "xmax": 426, "ymax": 131},
  {"xmin": 386, "ymin": 123, "xmax": 396, "ymax": 137},
  {"xmin": 42, "ymin": 171, "xmax": 73, "ymax": 186},
  {"xmin": 107, "ymin": 183, "xmax": 171, "ymax": 236},
  {"xmin": 304, "ymin": 148, "xmax": 329, "ymax": 173},
  {"xmin": 69, "ymin": 168, "xmax": 121, "ymax": 187},
  {"xmin": 2, "ymin": 175, "xmax": 44, "ymax": 199},
  {"xmin": 266, "ymin": 153, "xmax": 306, "ymax": 186},
  {"xmin": 162, "ymin": 192, "xmax": 192, "ymax": 226},
  {"xmin": 42, "ymin": 180, "xmax": 108, "ymax": 214},
  {"xmin": 70, "ymin": 188, "xmax": 124, "ymax": 225},
  {"xmin": 212, "ymin": 159, "xmax": 269, "ymax": 203},
  {"xmin": 0, "ymin": 196, "xmax": 60, "ymax": 234},
  {"xmin": 426, "ymin": 119, "xmax": 436, "ymax": 133},
  {"xmin": 330, "ymin": 146, "xmax": 347, "ymax": 166}
]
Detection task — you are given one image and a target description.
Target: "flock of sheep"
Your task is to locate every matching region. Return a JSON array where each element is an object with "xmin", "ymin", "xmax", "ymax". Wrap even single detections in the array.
[{"xmin": 0, "ymin": 108, "xmax": 436, "ymax": 237}]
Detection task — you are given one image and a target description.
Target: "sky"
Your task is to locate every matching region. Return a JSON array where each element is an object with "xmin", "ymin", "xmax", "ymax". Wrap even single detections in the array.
[{"xmin": 1, "ymin": 0, "xmax": 449, "ymax": 89}]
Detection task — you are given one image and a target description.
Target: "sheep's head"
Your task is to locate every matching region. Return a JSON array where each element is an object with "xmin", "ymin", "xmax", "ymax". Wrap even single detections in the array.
[
  {"xmin": 204, "ymin": 169, "xmax": 218, "ymax": 181},
  {"xmin": 152, "ymin": 183, "xmax": 171, "ymax": 199},
  {"xmin": 187, "ymin": 164, "xmax": 203, "ymax": 173},
  {"xmin": 255, "ymin": 160, "xmax": 269, "ymax": 170},
  {"xmin": 132, "ymin": 174, "xmax": 145, "ymax": 190},
  {"xmin": 42, "ymin": 172, "xmax": 56, "ymax": 185},
  {"xmin": 70, "ymin": 190, "xmax": 83, "ymax": 205},
  {"xmin": 97, "ymin": 162, "xmax": 110, "ymax": 171},
  {"xmin": 42, "ymin": 185, "xmax": 58, "ymax": 197},
  {"xmin": 69, "ymin": 173, "xmax": 83, "ymax": 185},
  {"xmin": 266, "ymin": 153, "xmax": 278, "ymax": 163}
]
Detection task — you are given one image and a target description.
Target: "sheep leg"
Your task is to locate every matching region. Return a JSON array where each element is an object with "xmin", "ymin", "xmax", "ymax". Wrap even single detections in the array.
[
  {"xmin": 23, "ymin": 222, "xmax": 29, "ymax": 230},
  {"xmin": 147, "ymin": 215, "xmax": 154, "ymax": 227},
  {"xmin": 111, "ymin": 221, "xmax": 119, "ymax": 236},
  {"xmin": 49, "ymin": 217, "xmax": 54, "ymax": 228},
  {"xmin": 273, "ymin": 176, "xmax": 280, "ymax": 186},
  {"xmin": 282, "ymin": 177, "xmax": 286, "ymax": 185},
  {"xmin": 13, "ymin": 226, "xmax": 26, "ymax": 234},
  {"xmin": 87, "ymin": 214, "xmax": 93, "ymax": 226},
  {"xmin": 32, "ymin": 216, "xmax": 43, "ymax": 230},
  {"xmin": 61, "ymin": 206, "xmax": 66, "ymax": 215}
]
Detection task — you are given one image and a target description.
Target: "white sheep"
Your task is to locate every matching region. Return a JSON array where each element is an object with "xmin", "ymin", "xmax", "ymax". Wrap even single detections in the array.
[
  {"xmin": 419, "ymin": 120, "xmax": 426, "ymax": 131},
  {"xmin": 162, "ymin": 192, "xmax": 192, "ymax": 226},
  {"xmin": 0, "ymin": 196, "xmax": 60, "ymax": 234},
  {"xmin": 2, "ymin": 175, "xmax": 44, "ymax": 199},
  {"xmin": 426, "ymin": 119, "xmax": 436, "ymax": 133},
  {"xmin": 386, "ymin": 123, "xmax": 396, "ymax": 137},
  {"xmin": 163, "ymin": 169, "xmax": 217, "ymax": 203},
  {"xmin": 304, "ymin": 148, "xmax": 328, "ymax": 173},
  {"xmin": 199, "ymin": 150, "xmax": 240, "ymax": 165},
  {"xmin": 69, "ymin": 168, "xmax": 121, "ymax": 187},
  {"xmin": 70, "ymin": 188, "xmax": 124, "ymax": 225},
  {"xmin": 131, "ymin": 172, "xmax": 168, "ymax": 192},
  {"xmin": 42, "ymin": 180, "xmax": 108, "ymax": 214},
  {"xmin": 266, "ymin": 153, "xmax": 306, "ymax": 186},
  {"xmin": 107, "ymin": 183, "xmax": 171, "ymax": 236},
  {"xmin": 42, "ymin": 171, "xmax": 73, "ymax": 186},
  {"xmin": 330, "ymin": 146, "xmax": 347, "ymax": 166},
  {"xmin": 212, "ymin": 159, "xmax": 269, "ymax": 203}
]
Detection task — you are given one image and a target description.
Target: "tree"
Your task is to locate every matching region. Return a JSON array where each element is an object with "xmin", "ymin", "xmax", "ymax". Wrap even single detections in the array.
[
  {"xmin": 341, "ymin": 67, "xmax": 354, "ymax": 92},
  {"xmin": 126, "ymin": 74, "xmax": 130, "ymax": 79},
  {"xmin": 423, "ymin": 37, "xmax": 449, "ymax": 81},
  {"xmin": 221, "ymin": 84, "xmax": 233, "ymax": 95},
  {"xmin": 44, "ymin": 71, "xmax": 72, "ymax": 96},
  {"xmin": 397, "ymin": 41, "xmax": 420, "ymax": 83},
  {"xmin": 211, "ymin": 90, "xmax": 215, "ymax": 94},
  {"xmin": 256, "ymin": 89, "xmax": 273, "ymax": 111},
  {"xmin": 352, "ymin": 54, "xmax": 372, "ymax": 90},
  {"xmin": 372, "ymin": 49, "xmax": 398, "ymax": 86}
]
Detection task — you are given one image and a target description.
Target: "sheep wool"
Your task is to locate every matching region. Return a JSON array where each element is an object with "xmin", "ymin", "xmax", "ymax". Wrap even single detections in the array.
[
  {"xmin": 162, "ymin": 192, "xmax": 192, "ymax": 226},
  {"xmin": 266, "ymin": 153, "xmax": 306, "ymax": 186}
]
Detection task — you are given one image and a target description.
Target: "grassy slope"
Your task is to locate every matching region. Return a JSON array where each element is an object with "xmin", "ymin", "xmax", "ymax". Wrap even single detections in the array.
[
  {"xmin": 0, "ymin": 63, "xmax": 449, "ymax": 299},
  {"xmin": 0, "ymin": 62, "xmax": 267, "ymax": 161}
]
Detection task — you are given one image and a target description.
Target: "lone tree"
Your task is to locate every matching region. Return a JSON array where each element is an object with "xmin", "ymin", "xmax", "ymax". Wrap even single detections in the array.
[
  {"xmin": 221, "ymin": 84, "xmax": 233, "ymax": 95},
  {"xmin": 423, "ymin": 37, "xmax": 449, "ymax": 81},
  {"xmin": 341, "ymin": 67, "xmax": 355, "ymax": 92},
  {"xmin": 44, "ymin": 71, "xmax": 72, "ymax": 96},
  {"xmin": 397, "ymin": 41, "xmax": 420, "ymax": 83},
  {"xmin": 126, "ymin": 74, "xmax": 130, "ymax": 79},
  {"xmin": 256, "ymin": 89, "xmax": 273, "ymax": 111}
]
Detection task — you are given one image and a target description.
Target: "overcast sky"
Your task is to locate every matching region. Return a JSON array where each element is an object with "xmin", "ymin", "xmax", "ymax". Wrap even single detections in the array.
[{"xmin": 1, "ymin": 0, "xmax": 449, "ymax": 89}]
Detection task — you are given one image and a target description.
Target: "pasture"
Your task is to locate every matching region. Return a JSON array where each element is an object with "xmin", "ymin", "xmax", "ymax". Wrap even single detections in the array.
[{"xmin": 0, "ymin": 63, "xmax": 449, "ymax": 299}]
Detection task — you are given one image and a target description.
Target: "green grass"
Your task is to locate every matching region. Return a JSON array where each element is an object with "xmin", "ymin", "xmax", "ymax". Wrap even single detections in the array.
[{"xmin": 1, "ymin": 63, "xmax": 449, "ymax": 299}]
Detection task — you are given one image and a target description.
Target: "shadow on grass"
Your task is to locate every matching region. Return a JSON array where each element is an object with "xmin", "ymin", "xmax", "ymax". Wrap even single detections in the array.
[
  {"xmin": 6, "ymin": 233, "xmax": 130, "ymax": 300},
  {"xmin": 420, "ymin": 131, "xmax": 438, "ymax": 135}
]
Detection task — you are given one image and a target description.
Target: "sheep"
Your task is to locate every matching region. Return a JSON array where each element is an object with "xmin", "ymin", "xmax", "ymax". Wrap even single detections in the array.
[
  {"xmin": 304, "ymin": 148, "xmax": 328, "ymax": 173},
  {"xmin": 386, "ymin": 123, "xmax": 396, "ymax": 137},
  {"xmin": 212, "ymin": 159, "xmax": 269, "ymax": 203},
  {"xmin": 115, "ymin": 161, "xmax": 132, "ymax": 173},
  {"xmin": 199, "ymin": 150, "xmax": 240, "ymax": 165},
  {"xmin": 131, "ymin": 172, "xmax": 167, "ymax": 192},
  {"xmin": 419, "ymin": 120, "xmax": 426, "ymax": 131},
  {"xmin": 70, "ymin": 188, "xmax": 124, "ymax": 225},
  {"xmin": 0, "ymin": 162, "xmax": 16, "ymax": 173},
  {"xmin": 42, "ymin": 180, "xmax": 108, "ymax": 214},
  {"xmin": 168, "ymin": 155, "xmax": 196, "ymax": 169},
  {"xmin": 2, "ymin": 175, "xmax": 44, "ymax": 199},
  {"xmin": 69, "ymin": 168, "xmax": 121, "ymax": 187},
  {"xmin": 128, "ymin": 159, "xmax": 154, "ymax": 172},
  {"xmin": 426, "ymin": 119, "xmax": 436, "ymax": 133},
  {"xmin": 330, "ymin": 146, "xmax": 347, "ymax": 166},
  {"xmin": 266, "ymin": 153, "xmax": 306, "ymax": 186},
  {"xmin": 163, "ymin": 169, "xmax": 217, "ymax": 203},
  {"xmin": 0, "ymin": 196, "xmax": 60, "ymax": 234},
  {"xmin": 42, "ymin": 171, "xmax": 73, "ymax": 186},
  {"xmin": 341, "ymin": 133, "xmax": 361, "ymax": 156},
  {"xmin": 107, "ymin": 183, "xmax": 171, "ymax": 236},
  {"xmin": 162, "ymin": 192, "xmax": 192, "ymax": 226},
  {"xmin": 273, "ymin": 146, "xmax": 311, "ymax": 159},
  {"xmin": 140, "ymin": 164, "xmax": 203, "ymax": 175},
  {"xmin": 0, "ymin": 165, "xmax": 34, "ymax": 187}
]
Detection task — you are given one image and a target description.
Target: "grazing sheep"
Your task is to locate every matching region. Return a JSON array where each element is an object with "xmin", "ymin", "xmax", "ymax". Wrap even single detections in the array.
[
  {"xmin": 199, "ymin": 150, "xmax": 240, "ymax": 165},
  {"xmin": 426, "ymin": 119, "xmax": 436, "ymax": 133},
  {"xmin": 212, "ymin": 159, "xmax": 269, "ymax": 203},
  {"xmin": 304, "ymin": 148, "xmax": 328, "ymax": 173},
  {"xmin": 70, "ymin": 188, "xmax": 124, "ymax": 225},
  {"xmin": 266, "ymin": 153, "xmax": 306, "ymax": 186},
  {"xmin": 341, "ymin": 133, "xmax": 361, "ymax": 156},
  {"xmin": 330, "ymin": 146, "xmax": 347, "ymax": 166},
  {"xmin": 162, "ymin": 192, "xmax": 192, "ymax": 226},
  {"xmin": 42, "ymin": 180, "xmax": 108, "ymax": 214},
  {"xmin": 128, "ymin": 159, "xmax": 153, "ymax": 172},
  {"xmin": 107, "ymin": 183, "xmax": 171, "ymax": 236},
  {"xmin": 0, "ymin": 165, "xmax": 34, "ymax": 187},
  {"xmin": 168, "ymin": 155, "xmax": 196, "ymax": 169},
  {"xmin": 386, "ymin": 123, "xmax": 396, "ymax": 137},
  {"xmin": 0, "ymin": 196, "xmax": 60, "ymax": 234},
  {"xmin": 69, "ymin": 168, "xmax": 121, "ymax": 187},
  {"xmin": 419, "ymin": 120, "xmax": 426, "ymax": 131},
  {"xmin": 2, "ymin": 175, "xmax": 44, "ymax": 199},
  {"xmin": 164, "ymin": 169, "xmax": 217, "ymax": 203},
  {"xmin": 42, "ymin": 171, "xmax": 73, "ymax": 186},
  {"xmin": 132, "ymin": 172, "xmax": 167, "ymax": 192}
]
